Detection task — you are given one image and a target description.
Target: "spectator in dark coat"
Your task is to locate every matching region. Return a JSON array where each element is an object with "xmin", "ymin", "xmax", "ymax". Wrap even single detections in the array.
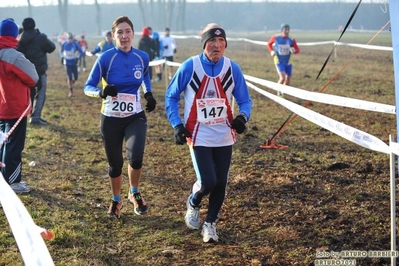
[
  {"xmin": 17, "ymin": 17, "xmax": 56, "ymax": 126},
  {"xmin": 138, "ymin": 27, "xmax": 155, "ymax": 81}
]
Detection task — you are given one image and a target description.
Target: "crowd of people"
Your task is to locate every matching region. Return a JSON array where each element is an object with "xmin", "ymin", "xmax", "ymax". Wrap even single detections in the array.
[{"xmin": 1, "ymin": 16, "xmax": 301, "ymax": 243}]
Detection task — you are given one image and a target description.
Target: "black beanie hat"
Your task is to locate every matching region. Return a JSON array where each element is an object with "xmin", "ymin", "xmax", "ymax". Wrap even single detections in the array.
[
  {"xmin": 22, "ymin": 17, "xmax": 35, "ymax": 30},
  {"xmin": 201, "ymin": 27, "xmax": 227, "ymax": 49}
]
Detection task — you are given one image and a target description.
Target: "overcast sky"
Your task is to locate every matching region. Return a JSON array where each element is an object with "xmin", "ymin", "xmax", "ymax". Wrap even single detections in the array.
[{"xmin": 0, "ymin": 0, "xmax": 381, "ymax": 8}]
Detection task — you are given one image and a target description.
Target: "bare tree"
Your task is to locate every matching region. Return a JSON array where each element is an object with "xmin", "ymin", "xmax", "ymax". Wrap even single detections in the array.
[
  {"xmin": 136, "ymin": 0, "xmax": 184, "ymax": 32},
  {"xmin": 176, "ymin": 0, "xmax": 186, "ymax": 32},
  {"xmin": 26, "ymin": 0, "xmax": 33, "ymax": 18},
  {"xmin": 165, "ymin": 0, "xmax": 175, "ymax": 30},
  {"xmin": 155, "ymin": 0, "xmax": 164, "ymax": 29},
  {"xmin": 57, "ymin": 0, "xmax": 69, "ymax": 33},
  {"xmin": 131, "ymin": 0, "xmax": 185, "ymax": 31},
  {"xmin": 138, "ymin": 0, "xmax": 147, "ymax": 27},
  {"xmin": 94, "ymin": 0, "xmax": 101, "ymax": 35},
  {"xmin": 148, "ymin": 0, "xmax": 155, "ymax": 26}
]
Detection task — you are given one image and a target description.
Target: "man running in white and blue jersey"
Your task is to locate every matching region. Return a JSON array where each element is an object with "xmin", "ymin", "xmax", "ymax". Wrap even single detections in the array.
[{"xmin": 165, "ymin": 23, "xmax": 252, "ymax": 243}]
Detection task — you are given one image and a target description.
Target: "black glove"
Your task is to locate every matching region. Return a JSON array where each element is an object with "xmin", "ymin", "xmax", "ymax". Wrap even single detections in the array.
[
  {"xmin": 75, "ymin": 58, "xmax": 79, "ymax": 65},
  {"xmin": 144, "ymin": 92, "xmax": 156, "ymax": 112},
  {"xmin": 60, "ymin": 57, "xmax": 64, "ymax": 65},
  {"xmin": 99, "ymin": 85, "xmax": 117, "ymax": 98},
  {"xmin": 174, "ymin": 124, "xmax": 190, "ymax": 145},
  {"xmin": 231, "ymin": 115, "xmax": 247, "ymax": 134}
]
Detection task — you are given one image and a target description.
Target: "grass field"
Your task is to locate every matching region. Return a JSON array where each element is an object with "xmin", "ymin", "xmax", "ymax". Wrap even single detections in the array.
[{"xmin": 0, "ymin": 30, "xmax": 397, "ymax": 266}]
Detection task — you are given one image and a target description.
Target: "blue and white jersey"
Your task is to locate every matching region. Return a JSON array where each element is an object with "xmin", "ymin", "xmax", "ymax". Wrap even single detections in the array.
[
  {"xmin": 165, "ymin": 53, "xmax": 252, "ymax": 147},
  {"xmin": 91, "ymin": 40, "xmax": 116, "ymax": 55},
  {"xmin": 84, "ymin": 46, "xmax": 152, "ymax": 118},
  {"xmin": 272, "ymin": 35, "xmax": 295, "ymax": 65},
  {"xmin": 61, "ymin": 41, "xmax": 83, "ymax": 66}
]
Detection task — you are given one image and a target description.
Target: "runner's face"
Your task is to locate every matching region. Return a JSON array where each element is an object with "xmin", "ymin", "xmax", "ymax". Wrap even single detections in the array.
[
  {"xmin": 282, "ymin": 28, "xmax": 290, "ymax": 37},
  {"xmin": 204, "ymin": 37, "xmax": 226, "ymax": 62},
  {"xmin": 113, "ymin": 22, "xmax": 134, "ymax": 52}
]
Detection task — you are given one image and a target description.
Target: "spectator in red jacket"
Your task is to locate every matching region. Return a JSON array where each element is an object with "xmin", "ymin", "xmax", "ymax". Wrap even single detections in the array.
[{"xmin": 0, "ymin": 19, "xmax": 39, "ymax": 194}]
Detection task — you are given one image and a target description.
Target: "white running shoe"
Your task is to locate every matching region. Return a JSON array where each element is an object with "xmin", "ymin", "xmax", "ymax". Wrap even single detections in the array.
[
  {"xmin": 10, "ymin": 182, "xmax": 31, "ymax": 194},
  {"xmin": 185, "ymin": 195, "xmax": 201, "ymax": 230},
  {"xmin": 201, "ymin": 221, "xmax": 219, "ymax": 243}
]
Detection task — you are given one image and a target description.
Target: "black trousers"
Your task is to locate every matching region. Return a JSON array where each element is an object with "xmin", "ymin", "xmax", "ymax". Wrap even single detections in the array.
[{"xmin": 0, "ymin": 117, "xmax": 27, "ymax": 184}]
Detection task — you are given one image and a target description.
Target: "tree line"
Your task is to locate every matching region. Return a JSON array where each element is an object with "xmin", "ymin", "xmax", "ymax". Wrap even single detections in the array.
[{"xmin": 2, "ymin": 1, "xmax": 389, "ymax": 35}]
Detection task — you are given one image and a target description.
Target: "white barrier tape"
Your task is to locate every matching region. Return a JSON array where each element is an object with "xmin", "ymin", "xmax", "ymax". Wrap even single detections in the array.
[
  {"xmin": 165, "ymin": 61, "xmax": 182, "ymax": 67},
  {"xmin": 241, "ymin": 38, "xmax": 268, "ymax": 46},
  {"xmin": 148, "ymin": 59, "xmax": 181, "ymax": 68},
  {"xmin": 149, "ymin": 58, "xmax": 166, "ymax": 67},
  {"xmin": 170, "ymin": 34, "xmax": 392, "ymax": 51},
  {"xmin": 244, "ymin": 75, "xmax": 396, "ymax": 114},
  {"xmin": 241, "ymin": 39, "xmax": 335, "ymax": 47},
  {"xmin": 0, "ymin": 172, "xmax": 54, "ymax": 265},
  {"xmin": 0, "ymin": 104, "xmax": 31, "ymax": 148},
  {"xmin": 389, "ymin": 141, "xmax": 399, "ymax": 155},
  {"xmin": 0, "ymin": 104, "xmax": 32, "ymax": 166},
  {"xmin": 171, "ymin": 35, "xmax": 200, "ymax": 40},
  {"xmin": 0, "ymin": 131, "xmax": 5, "ymax": 147},
  {"xmin": 247, "ymin": 82, "xmax": 390, "ymax": 154},
  {"xmin": 335, "ymin": 41, "xmax": 393, "ymax": 51},
  {"xmin": 0, "ymin": 131, "xmax": 5, "ymax": 167},
  {"xmin": 297, "ymin": 41, "xmax": 336, "ymax": 46},
  {"xmin": 390, "ymin": 141, "xmax": 399, "ymax": 156}
]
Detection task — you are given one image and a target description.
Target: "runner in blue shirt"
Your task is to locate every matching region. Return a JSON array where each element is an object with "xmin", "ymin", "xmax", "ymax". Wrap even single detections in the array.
[
  {"xmin": 60, "ymin": 33, "xmax": 83, "ymax": 97},
  {"xmin": 84, "ymin": 16, "xmax": 157, "ymax": 219},
  {"xmin": 90, "ymin": 30, "xmax": 116, "ymax": 56},
  {"xmin": 165, "ymin": 23, "xmax": 252, "ymax": 243},
  {"xmin": 267, "ymin": 23, "xmax": 300, "ymax": 96}
]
